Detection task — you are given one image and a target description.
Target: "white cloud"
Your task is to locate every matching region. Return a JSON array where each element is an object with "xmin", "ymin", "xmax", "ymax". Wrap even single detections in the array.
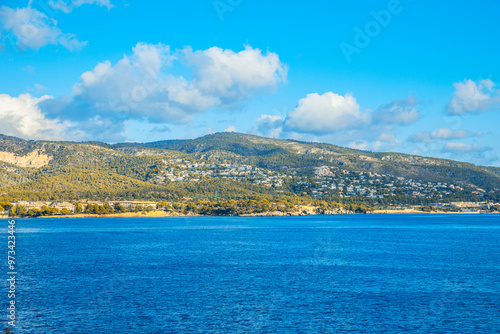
[
  {"xmin": 43, "ymin": 43, "xmax": 287, "ymax": 128},
  {"xmin": 280, "ymin": 93, "xmax": 418, "ymax": 144},
  {"xmin": 71, "ymin": 43, "xmax": 179, "ymax": 116},
  {"xmin": 378, "ymin": 133, "xmax": 394, "ymax": 142},
  {"xmin": 183, "ymin": 45, "xmax": 288, "ymax": 105},
  {"xmin": 442, "ymin": 142, "xmax": 489, "ymax": 153},
  {"xmin": 165, "ymin": 76, "xmax": 220, "ymax": 115},
  {"xmin": 251, "ymin": 114, "xmax": 284, "ymax": 138},
  {"xmin": 0, "ymin": 5, "xmax": 86, "ymax": 51},
  {"xmin": 347, "ymin": 141, "xmax": 369, "ymax": 151},
  {"xmin": 431, "ymin": 128, "xmax": 470, "ymax": 140},
  {"xmin": 284, "ymin": 92, "xmax": 369, "ymax": 134},
  {"xmin": 64, "ymin": 43, "xmax": 222, "ymax": 124},
  {"xmin": 0, "ymin": 93, "xmax": 69, "ymax": 140},
  {"xmin": 408, "ymin": 127, "xmax": 477, "ymax": 143},
  {"xmin": 49, "ymin": 0, "xmax": 114, "ymax": 13},
  {"xmin": 265, "ymin": 93, "xmax": 421, "ymax": 152},
  {"xmin": 224, "ymin": 125, "xmax": 237, "ymax": 132},
  {"xmin": 373, "ymin": 95, "xmax": 421, "ymax": 125},
  {"xmin": 446, "ymin": 79, "xmax": 500, "ymax": 115}
]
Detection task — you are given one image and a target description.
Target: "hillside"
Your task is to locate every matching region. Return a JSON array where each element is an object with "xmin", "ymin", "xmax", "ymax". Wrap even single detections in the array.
[{"xmin": 0, "ymin": 132, "xmax": 499, "ymax": 205}]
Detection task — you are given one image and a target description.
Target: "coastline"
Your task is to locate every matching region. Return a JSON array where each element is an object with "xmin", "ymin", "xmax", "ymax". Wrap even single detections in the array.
[
  {"xmin": 2, "ymin": 210, "xmax": 499, "ymax": 219},
  {"xmin": 371, "ymin": 210, "xmax": 500, "ymax": 214}
]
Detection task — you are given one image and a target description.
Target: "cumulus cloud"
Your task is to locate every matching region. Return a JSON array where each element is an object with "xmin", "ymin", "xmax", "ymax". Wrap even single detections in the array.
[
  {"xmin": 0, "ymin": 5, "xmax": 86, "ymax": 51},
  {"xmin": 251, "ymin": 92, "xmax": 423, "ymax": 153},
  {"xmin": 372, "ymin": 95, "xmax": 421, "ymax": 125},
  {"xmin": 251, "ymin": 114, "xmax": 284, "ymax": 138},
  {"xmin": 284, "ymin": 92, "xmax": 369, "ymax": 134},
  {"xmin": 30, "ymin": 44, "xmax": 287, "ymax": 140},
  {"xmin": 49, "ymin": 0, "xmax": 114, "ymax": 13},
  {"xmin": 0, "ymin": 43, "xmax": 286, "ymax": 142},
  {"xmin": 280, "ymin": 93, "xmax": 422, "ymax": 144},
  {"xmin": 42, "ymin": 43, "xmax": 287, "ymax": 128},
  {"xmin": 67, "ymin": 43, "xmax": 183, "ymax": 120},
  {"xmin": 408, "ymin": 127, "xmax": 478, "ymax": 143},
  {"xmin": 0, "ymin": 93, "xmax": 69, "ymax": 140},
  {"xmin": 183, "ymin": 46, "xmax": 288, "ymax": 105},
  {"xmin": 446, "ymin": 79, "xmax": 500, "ymax": 115}
]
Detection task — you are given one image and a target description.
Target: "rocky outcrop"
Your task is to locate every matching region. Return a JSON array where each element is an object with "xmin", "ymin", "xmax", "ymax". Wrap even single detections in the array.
[{"xmin": 0, "ymin": 150, "xmax": 52, "ymax": 168}]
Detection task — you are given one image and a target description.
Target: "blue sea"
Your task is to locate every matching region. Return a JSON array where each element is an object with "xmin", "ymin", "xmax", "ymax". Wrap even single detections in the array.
[{"xmin": 1, "ymin": 214, "xmax": 500, "ymax": 333}]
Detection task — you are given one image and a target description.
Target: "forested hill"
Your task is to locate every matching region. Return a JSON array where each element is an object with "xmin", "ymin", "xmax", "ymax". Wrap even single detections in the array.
[{"xmin": 0, "ymin": 132, "xmax": 499, "ymax": 204}]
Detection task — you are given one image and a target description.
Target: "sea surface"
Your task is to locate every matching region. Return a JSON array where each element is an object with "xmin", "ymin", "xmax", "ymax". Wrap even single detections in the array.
[{"xmin": 1, "ymin": 214, "xmax": 499, "ymax": 333}]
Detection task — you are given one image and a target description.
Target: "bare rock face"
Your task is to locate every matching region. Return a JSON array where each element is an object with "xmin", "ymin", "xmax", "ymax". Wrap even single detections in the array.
[{"xmin": 0, "ymin": 150, "xmax": 52, "ymax": 168}]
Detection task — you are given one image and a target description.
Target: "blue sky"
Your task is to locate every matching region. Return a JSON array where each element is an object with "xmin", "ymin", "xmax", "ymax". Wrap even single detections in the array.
[{"xmin": 1, "ymin": 0, "xmax": 499, "ymax": 166}]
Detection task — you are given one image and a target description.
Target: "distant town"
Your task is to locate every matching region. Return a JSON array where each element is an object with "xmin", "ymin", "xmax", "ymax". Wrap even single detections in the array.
[{"xmin": 154, "ymin": 158, "xmax": 490, "ymax": 200}]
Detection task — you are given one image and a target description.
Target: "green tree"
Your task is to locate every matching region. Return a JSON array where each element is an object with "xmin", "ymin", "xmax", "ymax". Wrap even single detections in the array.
[
  {"xmin": 40, "ymin": 205, "xmax": 50, "ymax": 216},
  {"xmin": 60, "ymin": 208, "xmax": 71, "ymax": 215},
  {"xmin": 40, "ymin": 205, "xmax": 59, "ymax": 216},
  {"xmin": 85, "ymin": 204, "xmax": 98, "ymax": 214},
  {"xmin": 113, "ymin": 203, "xmax": 127, "ymax": 213},
  {"xmin": 27, "ymin": 208, "xmax": 41, "ymax": 217},
  {"xmin": 0, "ymin": 202, "xmax": 13, "ymax": 211},
  {"xmin": 10, "ymin": 205, "xmax": 27, "ymax": 217},
  {"xmin": 101, "ymin": 202, "xmax": 113, "ymax": 214},
  {"xmin": 74, "ymin": 203, "xmax": 84, "ymax": 214},
  {"xmin": 421, "ymin": 206, "xmax": 435, "ymax": 212},
  {"xmin": 185, "ymin": 201, "xmax": 198, "ymax": 213},
  {"xmin": 8, "ymin": 206, "xmax": 17, "ymax": 217}
]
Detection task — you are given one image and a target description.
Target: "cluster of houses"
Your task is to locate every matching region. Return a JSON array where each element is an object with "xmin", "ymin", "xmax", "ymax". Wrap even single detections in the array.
[
  {"xmin": 126, "ymin": 158, "xmax": 495, "ymax": 203},
  {"xmin": 162, "ymin": 160, "xmax": 289, "ymax": 187},
  {"xmin": 306, "ymin": 167, "xmax": 481, "ymax": 200},
  {"xmin": 148, "ymin": 159, "xmax": 489, "ymax": 201}
]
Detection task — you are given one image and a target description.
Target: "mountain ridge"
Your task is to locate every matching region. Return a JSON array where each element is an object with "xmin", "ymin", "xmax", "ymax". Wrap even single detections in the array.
[{"xmin": 0, "ymin": 132, "xmax": 499, "ymax": 204}]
